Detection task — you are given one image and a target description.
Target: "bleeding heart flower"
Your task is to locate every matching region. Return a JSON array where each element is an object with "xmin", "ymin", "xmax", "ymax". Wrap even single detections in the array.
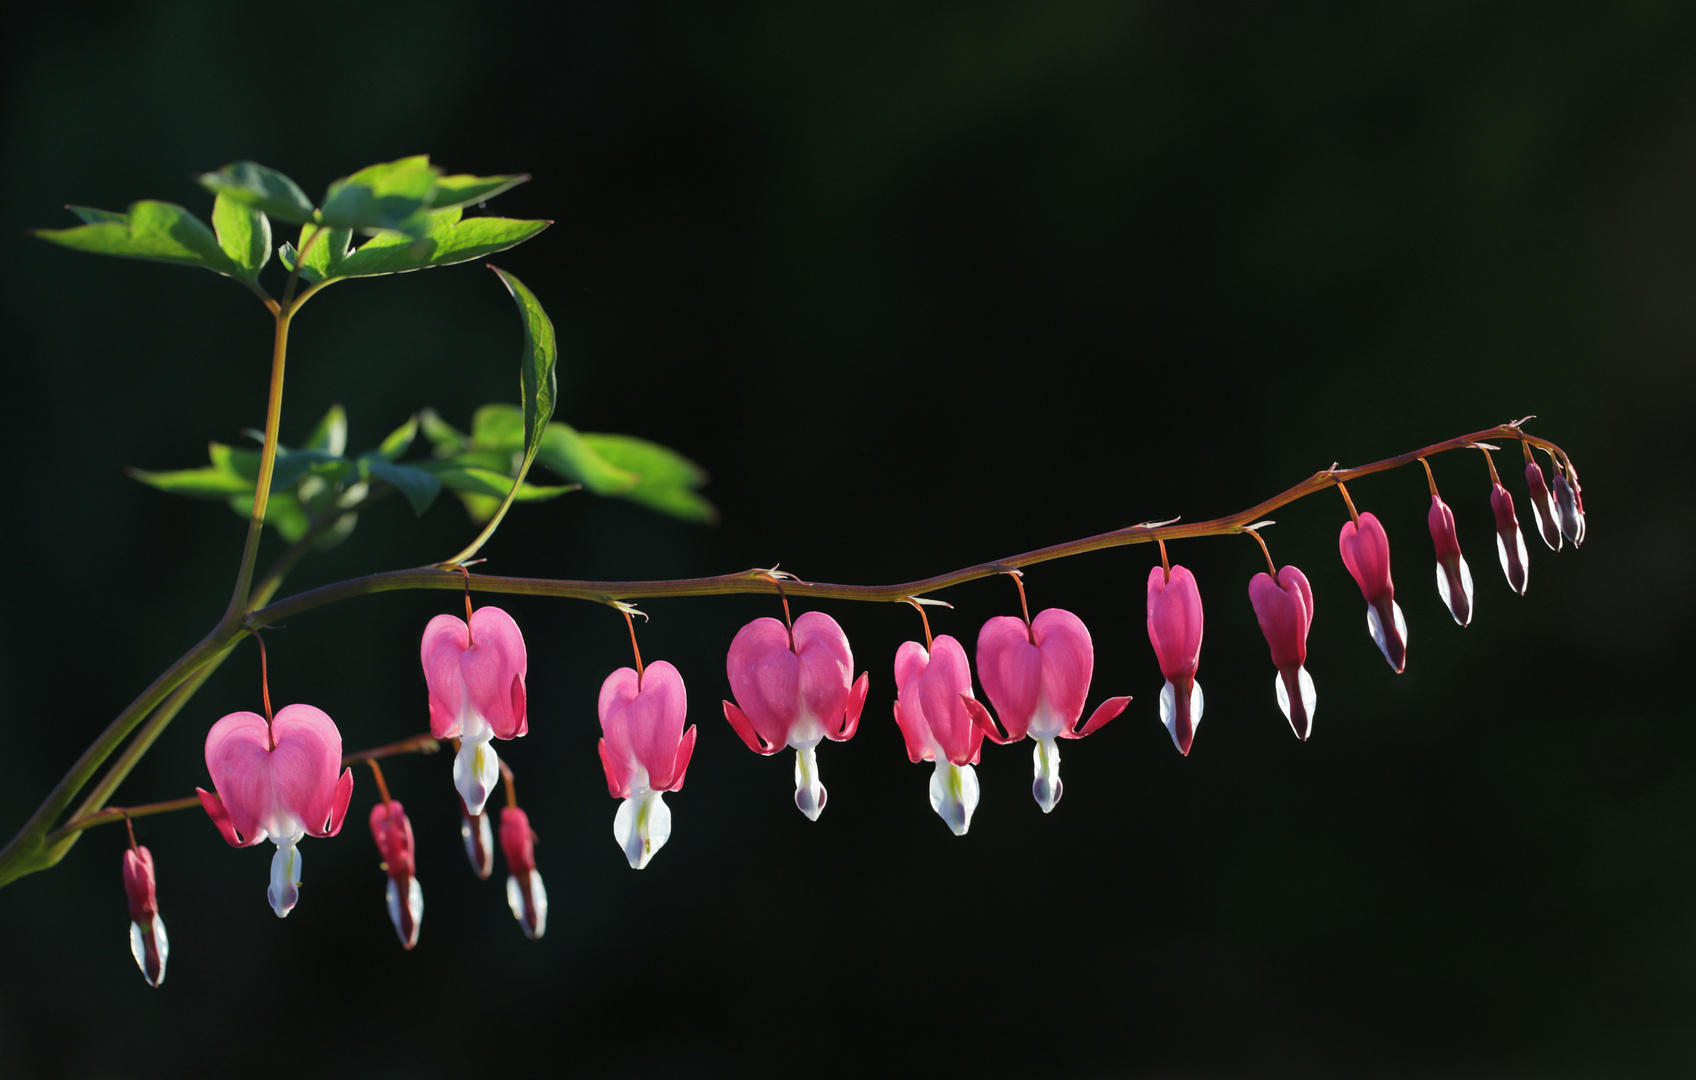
[
  {"xmin": 964, "ymin": 609, "xmax": 1130, "ymax": 812},
  {"xmin": 1524, "ymin": 460, "xmax": 1563, "ymax": 552},
  {"xmin": 456, "ymin": 793, "xmax": 493, "ymax": 880},
  {"xmin": 500, "ymin": 806, "xmax": 547, "ymax": 940},
  {"xmin": 1427, "ymin": 494, "xmax": 1474, "ymax": 627},
  {"xmin": 1248, "ymin": 565, "xmax": 1317, "ymax": 740},
  {"xmin": 122, "ymin": 845, "xmax": 168, "ymax": 988},
  {"xmin": 1147, "ymin": 565, "xmax": 1205, "ymax": 754},
  {"xmin": 892, "ymin": 635, "xmax": 985, "ymax": 835},
  {"xmin": 1554, "ymin": 466, "xmax": 1586, "ymax": 546},
  {"xmin": 1490, "ymin": 481, "xmax": 1529, "ymax": 596},
  {"xmin": 722, "ymin": 611, "xmax": 869, "ymax": 821},
  {"xmin": 598, "ymin": 661, "xmax": 696, "ymax": 869},
  {"xmin": 197, "ymin": 704, "xmax": 355, "ymax": 918},
  {"xmin": 1339, "ymin": 512, "xmax": 1408, "ymax": 673},
  {"xmin": 370, "ymin": 800, "xmax": 422, "ymax": 949},
  {"xmin": 421, "ymin": 606, "xmax": 528, "ymax": 817}
]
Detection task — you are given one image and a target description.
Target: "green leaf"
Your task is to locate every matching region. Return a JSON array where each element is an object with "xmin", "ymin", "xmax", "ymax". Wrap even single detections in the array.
[
  {"xmin": 332, "ymin": 208, "xmax": 550, "ymax": 279},
  {"xmin": 67, "ymin": 205, "xmax": 127, "ymax": 225},
  {"xmin": 471, "ymin": 403, "xmax": 525, "ymax": 452},
  {"xmin": 128, "ymin": 465, "xmax": 253, "ymax": 498},
  {"xmin": 303, "ymin": 404, "xmax": 347, "ymax": 455},
  {"xmin": 363, "ymin": 458, "xmax": 442, "ymax": 516},
  {"xmin": 279, "ymin": 223, "xmax": 351, "ymax": 283},
  {"xmin": 419, "ymin": 408, "xmax": 468, "ymax": 455},
  {"xmin": 198, "ymin": 161, "xmax": 315, "ymax": 224},
  {"xmin": 430, "ymin": 172, "xmax": 529, "ymax": 210},
  {"xmin": 227, "ymin": 491, "xmax": 311, "ymax": 542},
  {"xmin": 211, "ymin": 192, "xmax": 271, "ymax": 279},
  {"xmin": 33, "ymin": 201, "xmax": 238, "ymax": 274},
  {"xmin": 209, "ymin": 441, "xmax": 260, "ymax": 483},
  {"xmin": 377, "ymin": 415, "xmax": 419, "ymax": 461},
  {"xmin": 579, "ymin": 433, "xmax": 717, "ymax": 523},
  {"xmin": 319, "ymin": 155, "xmax": 441, "ymax": 234},
  {"xmin": 536, "ymin": 422, "xmax": 640, "ymax": 495},
  {"xmin": 435, "ymin": 467, "xmax": 575, "ymax": 502}
]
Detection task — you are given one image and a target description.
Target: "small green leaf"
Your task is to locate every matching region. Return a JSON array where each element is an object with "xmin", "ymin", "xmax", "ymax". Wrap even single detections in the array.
[
  {"xmin": 211, "ymin": 192, "xmax": 271, "ymax": 279},
  {"xmin": 376, "ymin": 415, "xmax": 419, "ymax": 461},
  {"xmin": 269, "ymin": 449, "xmax": 345, "ymax": 492},
  {"xmin": 227, "ymin": 491, "xmax": 311, "ymax": 542},
  {"xmin": 429, "ymin": 172, "xmax": 529, "ymax": 210},
  {"xmin": 210, "ymin": 441, "xmax": 260, "ymax": 483},
  {"xmin": 67, "ymin": 205, "xmax": 127, "ymax": 225},
  {"xmin": 579, "ymin": 433, "xmax": 717, "ymax": 523},
  {"xmin": 471, "ymin": 403, "xmax": 525, "ymax": 452},
  {"xmin": 34, "ymin": 201, "xmax": 238, "ymax": 274},
  {"xmin": 280, "ymin": 223, "xmax": 352, "ymax": 283},
  {"xmin": 419, "ymin": 408, "xmax": 468, "ymax": 455},
  {"xmin": 198, "ymin": 161, "xmax": 315, "ymax": 224},
  {"xmin": 434, "ymin": 467, "xmax": 576, "ymax": 502},
  {"xmin": 128, "ymin": 465, "xmax": 253, "ymax": 498},
  {"xmin": 333, "ymin": 208, "xmax": 550, "ymax": 279},
  {"xmin": 319, "ymin": 155, "xmax": 441, "ymax": 234},
  {"xmin": 363, "ymin": 458, "xmax": 442, "ymax": 516},
  {"xmin": 303, "ymin": 404, "xmax": 347, "ymax": 455},
  {"xmin": 536, "ymin": 422, "xmax": 640, "ymax": 495}
]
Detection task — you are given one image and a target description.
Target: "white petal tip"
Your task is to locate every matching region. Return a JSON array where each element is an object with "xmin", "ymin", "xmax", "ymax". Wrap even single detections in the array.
[{"xmin": 928, "ymin": 761, "xmax": 980, "ymax": 836}]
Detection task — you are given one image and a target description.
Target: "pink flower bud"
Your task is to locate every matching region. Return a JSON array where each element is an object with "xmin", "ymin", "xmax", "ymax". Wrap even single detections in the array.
[
  {"xmin": 369, "ymin": 800, "xmax": 422, "ymax": 949},
  {"xmin": 966, "ymin": 609, "xmax": 1130, "ymax": 812},
  {"xmin": 456, "ymin": 793, "xmax": 494, "ymax": 880},
  {"xmin": 1554, "ymin": 468, "xmax": 1586, "ymax": 546},
  {"xmin": 1247, "ymin": 565, "xmax": 1317, "ymax": 740},
  {"xmin": 122, "ymin": 845, "xmax": 168, "ymax": 988},
  {"xmin": 721, "ymin": 611, "xmax": 869, "ymax": 821},
  {"xmin": 499, "ymin": 806, "xmax": 546, "ymax": 940},
  {"xmin": 197, "ymin": 705, "xmax": 355, "ymax": 918},
  {"xmin": 1427, "ymin": 494, "xmax": 1474, "ymax": 627},
  {"xmin": 892, "ymin": 635, "xmax": 984, "ymax": 834},
  {"xmin": 421, "ymin": 606, "xmax": 528, "ymax": 816},
  {"xmin": 1490, "ymin": 482, "xmax": 1529, "ymax": 596},
  {"xmin": 1338, "ymin": 512, "xmax": 1407, "ymax": 673},
  {"xmin": 598, "ymin": 662, "xmax": 696, "ymax": 869},
  {"xmin": 1523, "ymin": 461, "xmax": 1563, "ymax": 552},
  {"xmin": 1147, "ymin": 565, "xmax": 1205, "ymax": 754}
]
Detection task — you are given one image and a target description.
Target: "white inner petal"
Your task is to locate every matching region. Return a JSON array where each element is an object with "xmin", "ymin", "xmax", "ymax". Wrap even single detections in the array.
[
  {"xmin": 793, "ymin": 745, "xmax": 827, "ymax": 821},
  {"xmin": 928, "ymin": 761, "xmax": 979, "ymax": 836},
  {"xmin": 268, "ymin": 841, "xmax": 302, "ymax": 918},
  {"xmin": 1031, "ymin": 736, "xmax": 1063, "ymax": 814},
  {"xmin": 613, "ymin": 788, "xmax": 672, "ymax": 870},
  {"xmin": 454, "ymin": 736, "xmax": 501, "ymax": 817}
]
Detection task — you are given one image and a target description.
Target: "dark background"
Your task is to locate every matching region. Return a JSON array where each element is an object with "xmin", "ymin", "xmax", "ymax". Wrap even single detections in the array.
[{"xmin": 2, "ymin": 2, "xmax": 1693, "ymax": 1077}]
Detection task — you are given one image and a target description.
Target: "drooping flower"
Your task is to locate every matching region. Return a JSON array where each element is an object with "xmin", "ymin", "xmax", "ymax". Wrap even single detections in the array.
[
  {"xmin": 722, "ymin": 611, "xmax": 869, "ymax": 821},
  {"xmin": 499, "ymin": 806, "xmax": 546, "ymax": 940},
  {"xmin": 456, "ymin": 793, "xmax": 494, "ymax": 880},
  {"xmin": 1554, "ymin": 466, "xmax": 1586, "ymax": 547},
  {"xmin": 965, "ymin": 609, "xmax": 1130, "ymax": 812},
  {"xmin": 1247, "ymin": 565, "xmax": 1317, "ymax": 740},
  {"xmin": 421, "ymin": 606, "xmax": 528, "ymax": 816},
  {"xmin": 598, "ymin": 661, "xmax": 696, "ymax": 869},
  {"xmin": 892, "ymin": 635, "xmax": 985, "ymax": 835},
  {"xmin": 1524, "ymin": 460, "xmax": 1563, "ymax": 552},
  {"xmin": 1490, "ymin": 481, "xmax": 1529, "ymax": 596},
  {"xmin": 1338, "ymin": 512, "xmax": 1408, "ymax": 673},
  {"xmin": 1147, "ymin": 565, "xmax": 1205, "ymax": 754},
  {"xmin": 122, "ymin": 844, "xmax": 168, "ymax": 988},
  {"xmin": 1427, "ymin": 494, "xmax": 1474, "ymax": 626},
  {"xmin": 198, "ymin": 705, "xmax": 355, "ymax": 918},
  {"xmin": 369, "ymin": 800, "xmax": 422, "ymax": 949}
]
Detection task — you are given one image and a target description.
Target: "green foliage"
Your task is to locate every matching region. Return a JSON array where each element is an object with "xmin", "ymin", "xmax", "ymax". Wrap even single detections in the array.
[
  {"xmin": 334, "ymin": 208, "xmax": 549, "ymax": 279},
  {"xmin": 211, "ymin": 194, "xmax": 270, "ymax": 279},
  {"xmin": 578, "ymin": 433, "xmax": 717, "ymax": 523},
  {"xmin": 196, "ymin": 161, "xmax": 315, "ymax": 224},
  {"xmin": 33, "ymin": 202, "xmax": 238, "ymax": 275}
]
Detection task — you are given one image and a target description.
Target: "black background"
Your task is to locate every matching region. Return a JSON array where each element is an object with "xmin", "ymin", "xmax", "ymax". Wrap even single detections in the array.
[{"xmin": 3, "ymin": 3, "xmax": 1694, "ymax": 1077}]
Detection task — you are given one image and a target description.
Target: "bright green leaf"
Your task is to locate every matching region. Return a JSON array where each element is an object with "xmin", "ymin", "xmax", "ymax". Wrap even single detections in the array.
[
  {"xmin": 198, "ymin": 161, "xmax": 315, "ymax": 224},
  {"xmin": 303, "ymin": 404, "xmax": 347, "ymax": 455},
  {"xmin": 536, "ymin": 422, "xmax": 640, "ymax": 495},
  {"xmin": 363, "ymin": 458, "xmax": 443, "ymax": 516},
  {"xmin": 319, "ymin": 155, "xmax": 441, "ymax": 234},
  {"xmin": 33, "ymin": 201, "xmax": 238, "ymax": 274},
  {"xmin": 268, "ymin": 449, "xmax": 345, "ymax": 492},
  {"xmin": 127, "ymin": 465, "xmax": 252, "ymax": 498},
  {"xmin": 434, "ymin": 467, "xmax": 575, "ymax": 502},
  {"xmin": 333, "ymin": 210, "xmax": 550, "ymax": 279},
  {"xmin": 419, "ymin": 408, "xmax": 468, "ymax": 455},
  {"xmin": 67, "ymin": 205, "xmax": 127, "ymax": 225},
  {"xmin": 227, "ymin": 491, "xmax": 311, "ymax": 542},
  {"xmin": 471, "ymin": 403, "xmax": 525, "ymax": 452},
  {"xmin": 377, "ymin": 415, "xmax": 419, "ymax": 461},
  {"xmin": 430, "ymin": 172, "xmax": 529, "ymax": 209},
  {"xmin": 211, "ymin": 192, "xmax": 271, "ymax": 279},
  {"xmin": 280, "ymin": 223, "xmax": 351, "ymax": 283},
  {"xmin": 579, "ymin": 433, "xmax": 717, "ymax": 523}
]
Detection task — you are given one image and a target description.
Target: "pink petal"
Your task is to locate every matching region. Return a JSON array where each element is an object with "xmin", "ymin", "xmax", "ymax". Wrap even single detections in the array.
[
  {"xmin": 915, "ymin": 636, "xmax": 981, "ymax": 766},
  {"xmin": 722, "ymin": 700, "xmax": 781, "ymax": 754},
  {"xmin": 598, "ymin": 737, "xmax": 631, "ymax": 798},
  {"xmin": 203, "ymin": 711, "xmax": 277, "ymax": 844},
  {"xmin": 893, "ymin": 640, "xmax": 930, "ymax": 696},
  {"xmin": 1282, "ymin": 565, "xmax": 1315, "ymax": 634},
  {"xmin": 312, "ymin": 767, "xmax": 354, "ymax": 838},
  {"xmin": 1339, "ymin": 513, "xmax": 1394, "ymax": 602},
  {"xmin": 196, "ymin": 787, "xmax": 256, "ymax": 848},
  {"xmin": 1146, "ymin": 565, "xmax": 1204, "ymax": 680},
  {"xmin": 724, "ymin": 617, "xmax": 801, "ymax": 749},
  {"xmin": 1032, "ymin": 608, "xmax": 1093, "ymax": 730},
  {"xmin": 1249, "ymin": 571, "xmax": 1306, "ymax": 672},
  {"xmin": 268, "ymin": 704, "xmax": 346, "ymax": 835},
  {"xmin": 835, "ymin": 672, "xmax": 869, "ymax": 742},
  {"xmin": 975, "ymin": 616, "xmax": 1041, "ymax": 741},
  {"xmin": 667, "ymin": 725, "xmax": 698, "ymax": 792},
  {"xmin": 420, "ymin": 614, "xmax": 471, "ymax": 739},
  {"xmin": 1069, "ymin": 695, "xmax": 1131, "ymax": 739},
  {"xmin": 793, "ymin": 611, "xmax": 854, "ymax": 733},
  {"xmin": 462, "ymin": 607, "xmax": 529, "ymax": 739},
  {"xmin": 597, "ymin": 666, "xmax": 642, "ymax": 776},
  {"xmin": 628, "ymin": 661, "xmax": 689, "ymax": 790},
  {"xmin": 962, "ymin": 694, "xmax": 1013, "ymax": 744},
  {"xmin": 892, "ymin": 699, "xmax": 931, "ymax": 764}
]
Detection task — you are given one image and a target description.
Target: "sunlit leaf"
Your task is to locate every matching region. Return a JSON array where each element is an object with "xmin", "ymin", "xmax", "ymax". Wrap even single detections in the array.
[
  {"xmin": 363, "ymin": 458, "xmax": 442, "ymax": 516},
  {"xmin": 197, "ymin": 161, "xmax": 315, "ymax": 224},
  {"xmin": 471, "ymin": 403, "xmax": 525, "ymax": 452},
  {"xmin": 377, "ymin": 415, "xmax": 419, "ymax": 461},
  {"xmin": 33, "ymin": 201, "xmax": 238, "ymax": 274},
  {"xmin": 67, "ymin": 205, "xmax": 127, "ymax": 225},
  {"xmin": 279, "ymin": 223, "xmax": 352, "ymax": 283},
  {"xmin": 319, "ymin": 155, "xmax": 441, "ymax": 234},
  {"xmin": 430, "ymin": 172, "xmax": 529, "ymax": 210},
  {"xmin": 578, "ymin": 433, "xmax": 717, "ymax": 523},
  {"xmin": 303, "ymin": 404, "xmax": 347, "ymax": 455},
  {"xmin": 433, "ymin": 467, "xmax": 576, "ymax": 502},
  {"xmin": 419, "ymin": 408, "xmax": 468, "ymax": 455},
  {"xmin": 127, "ymin": 465, "xmax": 252, "ymax": 499},
  {"xmin": 333, "ymin": 208, "xmax": 549, "ymax": 279},
  {"xmin": 211, "ymin": 192, "xmax": 270, "ymax": 279},
  {"xmin": 227, "ymin": 490, "xmax": 311, "ymax": 542},
  {"xmin": 536, "ymin": 422, "xmax": 640, "ymax": 495}
]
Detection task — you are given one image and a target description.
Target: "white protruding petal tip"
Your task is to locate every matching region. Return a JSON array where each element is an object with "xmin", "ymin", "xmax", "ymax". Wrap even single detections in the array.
[
  {"xmin": 268, "ymin": 842, "xmax": 301, "ymax": 918},
  {"xmin": 793, "ymin": 745, "xmax": 827, "ymax": 821},
  {"xmin": 1031, "ymin": 737, "xmax": 1063, "ymax": 813},
  {"xmin": 128, "ymin": 917, "xmax": 168, "ymax": 988},
  {"xmin": 613, "ymin": 790, "xmax": 672, "ymax": 869},
  {"xmin": 453, "ymin": 737, "xmax": 500, "ymax": 817},
  {"xmin": 505, "ymin": 872, "xmax": 548, "ymax": 939},
  {"xmin": 385, "ymin": 877, "xmax": 423, "ymax": 949},
  {"xmin": 928, "ymin": 761, "xmax": 979, "ymax": 836}
]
